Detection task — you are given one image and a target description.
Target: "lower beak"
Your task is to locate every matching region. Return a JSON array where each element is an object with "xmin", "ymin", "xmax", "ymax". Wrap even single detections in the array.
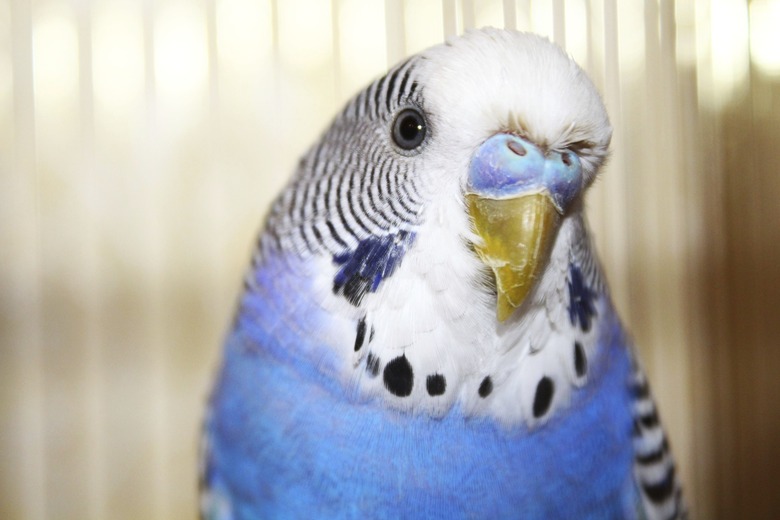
[{"xmin": 466, "ymin": 192, "xmax": 562, "ymax": 322}]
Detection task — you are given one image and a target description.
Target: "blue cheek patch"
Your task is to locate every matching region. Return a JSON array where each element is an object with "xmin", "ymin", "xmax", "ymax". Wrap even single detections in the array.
[
  {"xmin": 467, "ymin": 133, "xmax": 583, "ymax": 211},
  {"xmin": 332, "ymin": 230, "xmax": 416, "ymax": 306},
  {"xmin": 568, "ymin": 263, "xmax": 597, "ymax": 332}
]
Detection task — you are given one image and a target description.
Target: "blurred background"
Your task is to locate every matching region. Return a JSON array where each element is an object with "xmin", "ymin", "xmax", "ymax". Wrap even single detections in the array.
[{"xmin": 1, "ymin": 0, "xmax": 779, "ymax": 518}]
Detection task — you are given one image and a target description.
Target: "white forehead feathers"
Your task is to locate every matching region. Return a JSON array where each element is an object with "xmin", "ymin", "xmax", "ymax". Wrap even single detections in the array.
[{"xmin": 418, "ymin": 28, "xmax": 612, "ymax": 183}]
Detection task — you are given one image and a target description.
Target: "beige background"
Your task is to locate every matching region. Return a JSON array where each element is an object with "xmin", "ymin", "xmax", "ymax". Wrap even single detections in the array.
[{"xmin": 2, "ymin": 0, "xmax": 779, "ymax": 518}]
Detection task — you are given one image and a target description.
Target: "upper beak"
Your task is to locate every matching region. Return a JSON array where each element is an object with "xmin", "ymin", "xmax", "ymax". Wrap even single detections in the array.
[
  {"xmin": 466, "ymin": 133, "xmax": 582, "ymax": 321},
  {"xmin": 467, "ymin": 191, "xmax": 561, "ymax": 321}
]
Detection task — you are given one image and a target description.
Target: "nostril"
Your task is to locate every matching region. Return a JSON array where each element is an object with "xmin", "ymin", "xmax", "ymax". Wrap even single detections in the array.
[
  {"xmin": 507, "ymin": 140, "xmax": 527, "ymax": 157},
  {"xmin": 561, "ymin": 152, "xmax": 572, "ymax": 167}
]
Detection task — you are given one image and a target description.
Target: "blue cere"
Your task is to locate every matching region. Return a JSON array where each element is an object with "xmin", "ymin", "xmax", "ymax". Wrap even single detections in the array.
[
  {"xmin": 332, "ymin": 230, "xmax": 416, "ymax": 306},
  {"xmin": 467, "ymin": 133, "xmax": 582, "ymax": 211}
]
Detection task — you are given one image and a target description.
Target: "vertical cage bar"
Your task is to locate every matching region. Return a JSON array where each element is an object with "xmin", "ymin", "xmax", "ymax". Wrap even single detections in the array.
[
  {"xmin": 442, "ymin": 0, "xmax": 458, "ymax": 37},
  {"xmin": 462, "ymin": 0, "xmax": 475, "ymax": 29},
  {"xmin": 552, "ymin": 0, "xmax": 565, "ymax": 47},
  {"xmin": 503, "ymin": 0, "xmax": 516, "ymax": 29},
  {"xmin": 75, "ymin": 0, "xmax": 106, "ymax": 518},
  {"xmin": 600, "ymin": 0, "xmax": 631, "ymax": 321},
  {"xmin": 8, "ymin": 0, "xmax": 46, "ymax": 518},
  {"xmin": 331, "ymin": 0, "xmax": 343, "ymax": 99},
  {"xmin": 385, "ymin": 0, "xmax": 406, "ymax": 65}
]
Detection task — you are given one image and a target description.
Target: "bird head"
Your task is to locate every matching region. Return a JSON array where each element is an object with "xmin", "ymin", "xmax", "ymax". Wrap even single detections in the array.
[{"xmin": 258, "ymin": 28, "xmax": 613, "ymax": 422}]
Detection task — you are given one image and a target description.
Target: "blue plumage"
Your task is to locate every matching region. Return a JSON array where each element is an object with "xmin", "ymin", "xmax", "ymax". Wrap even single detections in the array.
[{"xmin": 205, "ymin": 254, "xmax": 639, "ymax": 519}]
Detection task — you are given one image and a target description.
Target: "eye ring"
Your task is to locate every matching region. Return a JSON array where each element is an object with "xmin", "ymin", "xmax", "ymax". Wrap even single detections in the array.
[{"xmin": 391, "ymin": 107, "xmax": 427, "ymax": 150}]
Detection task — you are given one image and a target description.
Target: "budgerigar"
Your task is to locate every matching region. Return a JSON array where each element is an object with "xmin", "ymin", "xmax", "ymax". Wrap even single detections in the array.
[{"xmin": 202, "ymin": 29, "xmax": 685, "ymax": 519}]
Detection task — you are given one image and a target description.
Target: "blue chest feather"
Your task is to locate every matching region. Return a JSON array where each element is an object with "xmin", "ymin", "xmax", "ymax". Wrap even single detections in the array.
[{"xmin": 205, "ymin": 257, "xmax": 639, "ymax": 519}]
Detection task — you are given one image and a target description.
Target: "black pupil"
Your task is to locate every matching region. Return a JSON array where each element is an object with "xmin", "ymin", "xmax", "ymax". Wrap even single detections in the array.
[
  {"xmin": 399, "ymin": 115, "xmax": 421, "ymax": 141},
  {"xmin": 393, "ymin": 108, "xmax": 426, "ymax": 150}
]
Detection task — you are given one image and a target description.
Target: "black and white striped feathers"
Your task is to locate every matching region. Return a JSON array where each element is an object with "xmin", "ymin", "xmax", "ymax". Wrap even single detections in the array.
[
  {"xmin": 261, "ymin": 54, "xmax": 428, "ymax": 259},
  {"xmin": 631, "ymin": 366, "xmax": 687, "ymax": 518}
]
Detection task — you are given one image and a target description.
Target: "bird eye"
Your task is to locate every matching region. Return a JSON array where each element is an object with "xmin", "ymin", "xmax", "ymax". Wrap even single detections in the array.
[{"xmin": 391, "ymin": 108, "xmax": 427, "ymax": 150}]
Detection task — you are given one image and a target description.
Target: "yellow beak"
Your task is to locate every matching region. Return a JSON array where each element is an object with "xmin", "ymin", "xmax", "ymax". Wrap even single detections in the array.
[{"xmin": 467, "ymin": 192, "xmax": 562, "ymax": 322}]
